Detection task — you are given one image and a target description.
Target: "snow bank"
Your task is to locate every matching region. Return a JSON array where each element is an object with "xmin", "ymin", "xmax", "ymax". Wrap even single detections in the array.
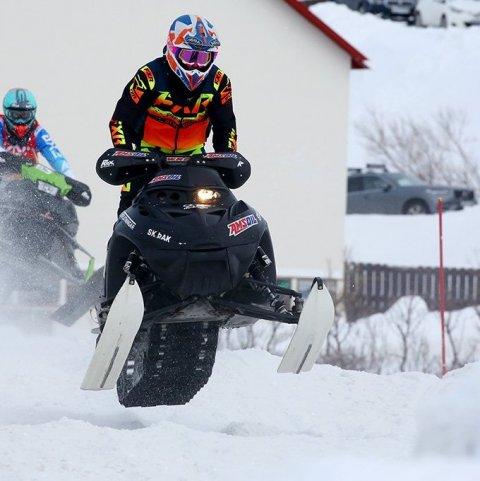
[
  {"xmin": 345, "ymin": 204, "xmax": 480, "ymax": 268},
  {"xmin": 1, "ymin": 302, "xmax": 479, "ymax": 480},
  {"xmin": 415, "ymin": 362, "xmax": 480, "ymax": 456}
]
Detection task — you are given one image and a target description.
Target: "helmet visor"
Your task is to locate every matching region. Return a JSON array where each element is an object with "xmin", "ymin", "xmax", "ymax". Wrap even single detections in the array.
[
  {"xmin": 172, "ymin": 47, "xmax": 216, "ymax": 69},
  {"xmin": 5, "ymin": 108, "xmax": 35, "ymax": 125}
]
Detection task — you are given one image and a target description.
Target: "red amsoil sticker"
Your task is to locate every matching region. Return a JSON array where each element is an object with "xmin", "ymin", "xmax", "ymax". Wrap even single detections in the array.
[{"xmin": 227, "ymin": 214, "xmax": 258, "ymax": 236}]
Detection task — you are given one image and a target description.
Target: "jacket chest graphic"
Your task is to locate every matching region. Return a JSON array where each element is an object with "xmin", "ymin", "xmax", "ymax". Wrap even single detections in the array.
[
  {"xmin": 148, "ymin": 92, "xmax": 213, "ymax": 124},
  {"xmin": 4, "ymin": 143, "xmax": 37, "ymax": 160},
  {"xmin": 2, "ymin": 129, "xmax": 37, "ymax": 160}
]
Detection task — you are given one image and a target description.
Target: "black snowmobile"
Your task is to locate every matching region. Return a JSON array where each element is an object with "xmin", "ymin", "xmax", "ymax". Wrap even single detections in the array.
[
  {"xmin": 0, "ymin": 151, "xmax": 94, "ymax": 307},
  {"xmin": 81, "ymin": 148, "xmax": 335, "ymax": 407}
]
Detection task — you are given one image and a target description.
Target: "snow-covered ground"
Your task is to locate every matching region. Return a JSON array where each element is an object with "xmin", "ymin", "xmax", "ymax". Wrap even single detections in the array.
[
  {"xmin": 346, "ymin": 203, "xmax": 480, "ymax": 268},
  {"xmin": 1, "ymin": 3, "xmax": 480, "ymax": 480},
  {"xmin": 0, "ymin": 317, "xmax": 479, "ymax": 481}
]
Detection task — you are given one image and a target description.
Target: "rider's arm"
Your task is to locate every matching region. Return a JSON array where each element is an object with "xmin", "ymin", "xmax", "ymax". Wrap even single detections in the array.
[
  {"xmin": 209, "ymin": 71, "xmax": 237, "ymax": 152},
  {"xmin": 109, "ymin": 65, "xmax": 157, "ymax": 150},
  {"xmin": 110, "ymin": 65, "xmax": 158, "ymax": 215},
  {"xmin": 35, "ymin": 126, "xmax": 74, "ymax": 177}
]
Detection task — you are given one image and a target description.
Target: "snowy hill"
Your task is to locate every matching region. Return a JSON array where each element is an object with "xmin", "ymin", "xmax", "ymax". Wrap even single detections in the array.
[
  {"xmin": 311, "ymin": 3, "xmax": 480, "ymax": 170},
  {"xmin": 346, "ymin": 203, "xmax": 480, "ymax": 268}
]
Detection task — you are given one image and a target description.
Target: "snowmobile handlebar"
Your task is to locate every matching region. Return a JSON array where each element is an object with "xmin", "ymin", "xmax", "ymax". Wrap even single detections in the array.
[
  {"xmin": 64, "ymin": 176, "xmax": 92, "ymax": 207},
  {"xmin": 96, "ymin": 148, "xmax": 251, "ymax": 189},
  {"xmin": 0, "ymin": 151, "xmax": 91, "ymax": 207}
]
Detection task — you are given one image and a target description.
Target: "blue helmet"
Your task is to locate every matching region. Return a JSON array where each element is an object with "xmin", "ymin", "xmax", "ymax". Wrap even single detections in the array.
[
  {"xmin": 3, "ymin": 88, "xmax": 37, "ymax": 130},
  {"xmin": 165, "ymin": 14, "xmax": 220, "ymax": 91}
]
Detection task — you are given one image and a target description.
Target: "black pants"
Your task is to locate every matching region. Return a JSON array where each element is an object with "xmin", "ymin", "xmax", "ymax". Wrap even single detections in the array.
[{"xmin": 117, "ymin": 173, "xmax": 155, "ymax": 217}]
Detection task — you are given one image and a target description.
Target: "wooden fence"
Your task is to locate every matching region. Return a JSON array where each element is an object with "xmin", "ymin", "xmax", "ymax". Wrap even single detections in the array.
[{"xmin": 343, "ymin": 262, "xmax": 480, "ymax": 321}]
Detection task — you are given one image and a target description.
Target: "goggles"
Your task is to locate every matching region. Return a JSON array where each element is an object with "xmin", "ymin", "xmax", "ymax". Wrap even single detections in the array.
[
  {"xmin": 172, "ymin": 47, "xmax": 217, "ymax": 69},
  {"xmin": 5, "ymin": 108, "xmax": 35, "ymax": 124}
]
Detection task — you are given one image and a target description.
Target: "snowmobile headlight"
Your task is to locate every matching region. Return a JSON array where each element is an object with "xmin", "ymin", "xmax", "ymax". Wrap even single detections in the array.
[{"xmin": 194, "ymin": 188, "xmax": 221, "ymax": 204}]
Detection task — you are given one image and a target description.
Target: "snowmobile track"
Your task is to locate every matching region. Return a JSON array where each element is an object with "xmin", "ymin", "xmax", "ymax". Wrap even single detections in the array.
[{"xmin": 117, "ymin": 321, "xmax": 219, "ymax": 407}]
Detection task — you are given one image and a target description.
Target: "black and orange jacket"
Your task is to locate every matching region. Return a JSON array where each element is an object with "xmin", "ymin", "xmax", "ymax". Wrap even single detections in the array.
[{"xmin": 109, "ymin": 56, "xmax": 237, "ymax": 155}]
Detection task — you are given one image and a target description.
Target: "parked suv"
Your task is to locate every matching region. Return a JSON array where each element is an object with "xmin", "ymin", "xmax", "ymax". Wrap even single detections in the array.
[
  {"xmin": 347, "ymin": 165, "xmax": 476, "ymax": 214},
  {"xmin": 334, "ymin": 0, "xmax": 417, "ymax": 23}
]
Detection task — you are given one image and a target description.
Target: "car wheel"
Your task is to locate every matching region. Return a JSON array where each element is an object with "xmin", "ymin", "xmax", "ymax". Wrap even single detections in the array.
[
  {"xmin": 440, "ymin": 15, "xmax": 448, "ymax": 28},
  {"xmin": 414, "ymin": 11, "xmax": 424, "ymax": 27},
  {"xmin": 403, "ymin": 199, "xmax": 430, "ymax": 215}
]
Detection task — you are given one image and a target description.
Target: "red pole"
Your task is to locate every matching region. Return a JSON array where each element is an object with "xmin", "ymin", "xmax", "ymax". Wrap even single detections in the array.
[{"xmin": 438, "ymin": 198, "xmax": 447, "ymax": 376}]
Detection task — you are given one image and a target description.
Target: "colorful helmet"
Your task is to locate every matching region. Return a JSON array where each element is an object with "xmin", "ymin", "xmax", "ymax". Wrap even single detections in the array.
[
  {"xmin": 3, "ymin": 88, "xmax": 37, "ymax": 137},
  {"xmin": 165, "ymin": 14, "xmax": 220, "ymax": 91}
]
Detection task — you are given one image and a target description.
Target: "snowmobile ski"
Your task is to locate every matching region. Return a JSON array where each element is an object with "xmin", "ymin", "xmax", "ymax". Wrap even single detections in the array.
[
  {"xmin": 81, "ymin": 276, "xmax": 144, "ymax": 390},
  {"xmin": 277, "ymin": 278, "xmax": 335, "ymax": 374},
  {"xmin": 51, "ymin": 267, "xmax": 104, "ymax": 326}
]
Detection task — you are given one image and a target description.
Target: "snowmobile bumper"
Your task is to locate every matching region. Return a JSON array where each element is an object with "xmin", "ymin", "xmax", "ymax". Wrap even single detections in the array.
[{"xmin": 137, "ymin": 277, "xmax": 303, "ymax": 327}]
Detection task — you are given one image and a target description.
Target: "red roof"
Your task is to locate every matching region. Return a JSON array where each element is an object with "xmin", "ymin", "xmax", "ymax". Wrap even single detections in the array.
[{"xmin": 284, "ymin": 0, "xmax": 368, "ymax": 69}]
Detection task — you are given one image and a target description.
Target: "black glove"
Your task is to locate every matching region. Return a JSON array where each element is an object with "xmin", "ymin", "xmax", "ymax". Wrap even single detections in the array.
[{"xmin": 65, "ymin": 176, "xmax": 92, "ymax": 207}]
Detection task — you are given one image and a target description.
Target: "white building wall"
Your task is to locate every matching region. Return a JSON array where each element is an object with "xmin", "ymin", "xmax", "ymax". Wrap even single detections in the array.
[
  {"xmin": 219, "ymin": 0, "xmax": 351, "ymax": 279},
  {"xmin": 0, "ymin": 0, "xmax": 350, "ymax": 278}
]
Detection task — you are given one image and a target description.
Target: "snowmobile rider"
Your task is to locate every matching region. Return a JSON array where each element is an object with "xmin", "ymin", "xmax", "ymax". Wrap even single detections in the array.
[
  {"xmin": 109, "ymin": 14, "xmax": 237, "ymax": 216},
  {"xmin": 0, "ymin": 88, "xmax": 88, "ymax": 281},
  {"xmin": 0, "ymin": 88, "xmax": 74, "ymax": 177}
]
